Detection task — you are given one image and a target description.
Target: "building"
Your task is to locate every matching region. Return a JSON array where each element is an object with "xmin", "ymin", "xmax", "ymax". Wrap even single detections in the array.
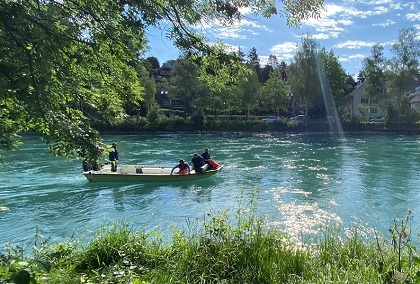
[
  {"xmin": 408, "ymin": 86, "xmax": 420, "ymax": 110},
  {"xmin": 150, "ymin": 60, "xmax": 184, "ymax": 110},
  {"xmin": 341, "ymin": 79, "xmax": 383, "ymax": 120}
]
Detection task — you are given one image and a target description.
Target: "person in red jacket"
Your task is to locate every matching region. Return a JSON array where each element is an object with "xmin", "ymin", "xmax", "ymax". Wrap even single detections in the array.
[{"xmin": 170, "ymin": 159, "xmax": 191, "ymax": 175}]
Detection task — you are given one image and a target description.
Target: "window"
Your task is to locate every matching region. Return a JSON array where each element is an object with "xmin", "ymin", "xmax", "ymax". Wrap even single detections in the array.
[
  {"xmin": 162, "ymin": 99, "xmax": 171, "ymax": 107},
  {"xmin": 361, "ymin": 98, "xmax": 368, "ymax": 104}
]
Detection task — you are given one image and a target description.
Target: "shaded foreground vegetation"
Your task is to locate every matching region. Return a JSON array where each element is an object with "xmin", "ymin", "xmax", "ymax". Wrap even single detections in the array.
[{"xmin": 1, "ymin": 197, "xmax": 419, "ymax": 284}]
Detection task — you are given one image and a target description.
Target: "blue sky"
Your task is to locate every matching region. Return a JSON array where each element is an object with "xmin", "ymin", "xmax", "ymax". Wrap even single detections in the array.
[{"xmin": 146, "ymin": 0, "xmax": 419, "ymax": 77}]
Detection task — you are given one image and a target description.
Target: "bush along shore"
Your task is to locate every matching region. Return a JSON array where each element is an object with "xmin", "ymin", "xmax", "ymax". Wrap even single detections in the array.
[
  {"xmin": 1, "ymin": 194, "xmax": 419, "ymax": 284},
  {"xmin": 95, "ymin": 114, "xmax": 420, "ymax": 135}
]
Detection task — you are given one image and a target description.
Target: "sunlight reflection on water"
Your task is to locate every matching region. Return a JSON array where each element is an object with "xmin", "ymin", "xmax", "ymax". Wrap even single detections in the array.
[{"xmin": 268, "ymin": 186, "xmax": 342, "ymax": 242}]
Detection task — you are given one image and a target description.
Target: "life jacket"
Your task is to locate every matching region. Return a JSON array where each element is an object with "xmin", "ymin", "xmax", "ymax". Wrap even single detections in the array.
[
  {"xmin": 209, "ymin": 159, "xmax": 220, "ymax": 169},
  {"xmin": 109, "ymin": 147, "xmax": 118, "ymax": 161},
  {"xmin": 178, "ymin": 163, "xmax": 188, "ymax": 174}
]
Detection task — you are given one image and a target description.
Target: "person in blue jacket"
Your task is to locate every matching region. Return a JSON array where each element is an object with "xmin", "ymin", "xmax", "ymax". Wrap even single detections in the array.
[
  {"xmin": 201, "ymin": 147, "xmax": 212, "ymax": 169},
  {"xmin": 201, "ymin": 148, "xmax": 211, "ymax": 162},
  {"xmin": 191, "ymin": 152, "xmax": 205, "ymax": 173},
  {"xmin": 108, "ymin": 142, "xmax": 119, "ymax": 172}
]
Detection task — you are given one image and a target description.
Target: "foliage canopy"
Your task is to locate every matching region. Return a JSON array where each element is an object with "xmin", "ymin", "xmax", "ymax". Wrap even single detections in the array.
[{"xmin": 0, "ymin": 0, "xmax": 324, "ymax": 162}]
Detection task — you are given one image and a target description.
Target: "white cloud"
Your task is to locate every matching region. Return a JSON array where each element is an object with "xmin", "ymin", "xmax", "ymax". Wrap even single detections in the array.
[
  {"xmin": 372, "ymin": 19, "xmax": 396, "ymax": 27},
  {"xmin": 372, "ymin": 6, "xmax": 389, "ymax": 15},
  {"xmin": 406, "ymin": 12, "xmax": 420, "ymax": 21},
  {"xmin": 212, "ymin": 18, "xmax": 272, "ymax": 40},
  {"xmin": 313, "ymin": 33, "xmax": 330, "ymax": 39},
  {"xmin": 215, "ymin": 27, "xmax": 248, "ymax": 39},
  {"xmin": 322, "ymin": 4, "xmax": 348, "ymax": 17},
  {"xmin": 337, "ymin": 52, "xmax": 365, "ymax": 62},
  {"xmin": 409, "ymin": 3, "xmax": 418, "ymax": 11},
  {"xmin": 268, "ymin": 42, "xmax": 298, "ymax": 61},
  {"xmin": 359, "ymin": 0, "xmax": 392, "ymax": 4},
  {"xmin": 312, "ymin": 31, "xmax": 341, "ymax": 39},
  {"xmin": 348, "ymin": 54, "xmax": 366, "ymax": 60},
  {"xmin": 270, "ymin": 42, "xmax": 298, "ymax": 54},
  {"xmin": 389, "ymin": 2, "xmax": 403, "ymax": 10},
  {"xmin": 334, "ymin": 40, "xmax": 376, "ymax": 49}
]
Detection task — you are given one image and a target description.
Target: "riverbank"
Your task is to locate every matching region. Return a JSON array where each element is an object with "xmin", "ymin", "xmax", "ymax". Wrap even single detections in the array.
[
  {"xmin": 1, "ymin": 204, "xmax": 416, "ymax": 284},
  {"xmin": 94, "ymin": 116, "xmax": 420, "ymax": 135}
]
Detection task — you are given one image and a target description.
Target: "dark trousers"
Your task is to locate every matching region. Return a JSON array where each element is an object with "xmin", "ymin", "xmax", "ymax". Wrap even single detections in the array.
[{"xmin": 110, "ymin": 160, "xmax": 117, "ymax": 172}]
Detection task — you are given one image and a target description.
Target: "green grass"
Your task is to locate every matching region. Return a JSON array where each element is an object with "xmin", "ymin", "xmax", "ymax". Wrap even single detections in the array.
[{"xmin": 1, "ymin": 201, "xmax": 419, "ymax": 283}]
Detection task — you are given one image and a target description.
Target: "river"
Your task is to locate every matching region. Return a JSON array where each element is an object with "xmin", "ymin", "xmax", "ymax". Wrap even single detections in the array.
[{"xmin": 1, "ymin": 133, "xmax": 420, "ymax": 246}]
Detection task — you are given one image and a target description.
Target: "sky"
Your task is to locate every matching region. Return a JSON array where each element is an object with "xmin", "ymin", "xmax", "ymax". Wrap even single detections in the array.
[{"xmin": 145, "ymin": 0, "xmax": 419, "ymax": 78}]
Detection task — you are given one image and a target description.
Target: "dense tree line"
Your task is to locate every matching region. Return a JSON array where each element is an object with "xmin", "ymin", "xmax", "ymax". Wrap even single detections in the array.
[
  {"xmin": 168, "ymin": 35, "xmax": 347, "ymax": 120},
  {"xmin": 167, "ymin": 28, "xmax": 419, "ymax": 125}
]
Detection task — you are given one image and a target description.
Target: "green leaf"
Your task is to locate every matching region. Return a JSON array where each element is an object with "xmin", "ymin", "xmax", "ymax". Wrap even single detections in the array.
[{"xmin": 10, "ymin": 270, "xmax": 31, "ymax": 284}]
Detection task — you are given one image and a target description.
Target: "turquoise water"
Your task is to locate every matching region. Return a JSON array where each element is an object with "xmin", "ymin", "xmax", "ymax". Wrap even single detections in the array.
[{"xmin": 1, "ymin": 133, "xmax": 420, "ymax": 246}]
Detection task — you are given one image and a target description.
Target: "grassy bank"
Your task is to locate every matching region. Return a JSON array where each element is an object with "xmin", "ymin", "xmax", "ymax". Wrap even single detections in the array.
[{"xmin": 1, "ymin": 196, "xmax": 419, "ymax": 284}]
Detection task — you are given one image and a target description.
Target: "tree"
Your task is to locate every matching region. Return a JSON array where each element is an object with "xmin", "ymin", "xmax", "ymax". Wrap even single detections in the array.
[
  {"xmin": 321, "ymin": 49, "xmax": 346, "ymax": 103},
  {"xmin": 247, "ymin": 47, "xmax": 262, "ymax": 82},
  {"xmin": 288, "ymin": 35, "xmax": 319, "ymax": 116},
  {"xmin": 260, "ymin": 64, "xmax": 274, "ymax": 83},
  {"xmin": 362, "ymin": 43, "xmax": 386, "ymax": 117},
  {"xmin": 170, "ymin": 58, "xmax": 205, "ymax": 115},
  {"xmin": 0, "ymin": 0, "xmax": 325, "ymax": 162},
  {"xmin": 146, "ymin": 57, "xmax": 160, "ymax": 69},
  {"xmin": 268, "ymin": 54, "xmax": 280, "ymax": 68},
  {"xmin": 314, "ymin": 48, "xmax": 346, "ymax": 121},
  {"xmin": 261, "ymin": 69, "xmax": 289, "ymax": 116},
  {"xmin": 280, "ymin": 61, "xmax": 288, "ymax": 81},
  {"xmin": 0, "ymin": 1, "xmax": 144, "ymax": 164},
  {"xmin": 387, "ymin": 28, "xmax": 420, "ymax": 121},
  {"xmin": 236, "ymin": 66, "xmax": 261, "ymax": 120},
  {"xmin": 288, "ymin": 36, "xmax": 345, "ymax": 119},
  {"xmin": 197, "ymin": 44, "xmax": 247, "ymax": 117},
  {"xmin": 137, "ymin": 65, "xmax": 157, "ymax": 115}
]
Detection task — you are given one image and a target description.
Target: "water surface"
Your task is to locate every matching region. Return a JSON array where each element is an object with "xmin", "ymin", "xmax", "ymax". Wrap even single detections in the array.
[{"xmin": 1, "ymin": 133, "xmax": 419, "ymax": 246}]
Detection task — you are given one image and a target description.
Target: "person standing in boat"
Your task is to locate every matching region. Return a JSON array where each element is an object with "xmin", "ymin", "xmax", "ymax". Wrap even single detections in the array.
[
  {"xmin": 191, "ymin": 152, "xmax": 206, "ymax": 173},
  {"xmin": 171, "ymin": 159, "xmax": 190, "ymax": 175},
  {"xmin": 108, "ymin": 142, "xmax": 119, "ymax": 172}
]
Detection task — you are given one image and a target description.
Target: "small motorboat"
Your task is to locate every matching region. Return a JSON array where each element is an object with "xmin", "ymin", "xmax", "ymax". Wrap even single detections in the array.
[{"xmin": 83, "ymin": 163, "xmax": 224, "ymax": 183}]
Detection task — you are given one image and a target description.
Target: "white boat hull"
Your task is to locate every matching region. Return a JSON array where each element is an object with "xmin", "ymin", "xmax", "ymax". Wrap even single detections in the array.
[{"xmin": 83, "ymin": 164, "xmax": 223, "ymax": 183}]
